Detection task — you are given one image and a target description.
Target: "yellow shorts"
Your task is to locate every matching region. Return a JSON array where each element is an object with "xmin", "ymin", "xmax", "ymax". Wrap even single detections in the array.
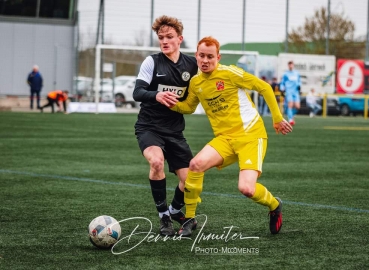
[{"xmin": 207, "ymin": 136, "xmax": 267, "ymax": 174}]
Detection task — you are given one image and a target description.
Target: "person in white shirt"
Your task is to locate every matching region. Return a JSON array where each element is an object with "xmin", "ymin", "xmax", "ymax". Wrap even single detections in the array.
[{"xmin": 306, "ymin": 88, "xmax": 322, "ymax": 117}]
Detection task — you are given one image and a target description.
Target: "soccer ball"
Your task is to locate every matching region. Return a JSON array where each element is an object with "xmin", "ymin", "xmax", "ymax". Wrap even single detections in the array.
[{"xmin": 88, "ymin": 215, "xmax": 121, "ymax": 249}]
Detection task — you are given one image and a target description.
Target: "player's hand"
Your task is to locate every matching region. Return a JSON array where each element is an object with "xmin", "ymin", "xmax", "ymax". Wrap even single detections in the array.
[
  {"xmin": 156, "ymin": 92, "xmax": 179, "ymax": 107},
  {"xmin": 273, "ymin": 119, "xmax": 293, "ymax": 135}
]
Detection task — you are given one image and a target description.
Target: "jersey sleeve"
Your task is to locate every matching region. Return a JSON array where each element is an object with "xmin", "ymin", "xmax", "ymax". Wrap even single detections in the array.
[
  {"xmin": 231, "ymin": 68, "xmax": 283, "ymax": 124},
  {"xmin": 253, "ymin": 78, "xmax": 284, "ymax": 124},
  {"xmin": 133, "ymin": 56, "xmax": 158, "ymax": 102},
  {"xmin": 170, "ymin": 80, "xmax": 199, "ymax": 114},
  {"xmin": 136, "ymin": 56, "xmax": 154, "ymax": 84}
]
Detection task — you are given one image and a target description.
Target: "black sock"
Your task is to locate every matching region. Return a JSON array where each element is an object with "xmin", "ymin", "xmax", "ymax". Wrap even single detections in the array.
[
  {"xmin": 171, "ymin": 185, "xmax": 184, "ymax": 210},
  {"xmin": 149, "ymin": 179, "xmax": 168, "ymax": 213}
]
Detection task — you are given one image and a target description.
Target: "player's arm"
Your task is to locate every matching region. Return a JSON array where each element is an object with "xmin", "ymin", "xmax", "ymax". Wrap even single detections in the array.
[
  {"xmin": 279, "ymin": 74, "xmax": 286, "ymax": 91},
  {"xmin": 170, "ymin": 83, "xmax": 199, "ymax": 114},
  {"xmin": 250, "ymin": 77, "xmax": 292, "ymax": 135},
  {"xmin": 253, "ymin": 78, "xmax": 283, "ymax": 122},
  {"xmin": 133, "ymin": 57, "xmax": 157, "ymax": 102},
  {"xmin": 297, "ymin": 72, "xmax": 301, "ymax": 92},
  {"xmin": 133, "ymin": 79, "xmax": 157, "ymax": 102},
  {"xmin": 133, "ymin": 56, "xmax": 178, "ymax": 107}
]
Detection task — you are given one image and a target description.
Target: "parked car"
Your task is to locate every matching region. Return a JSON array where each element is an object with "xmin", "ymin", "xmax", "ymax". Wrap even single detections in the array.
[
  {"xmin": 74, "ymin": 76, "xmax": 93, "ymax": 98},
  {"xmin": 298, "ymin": 95, "xmax": 341, "ymax": 116},
  {"xmin": 338, "ymin": 96, "xmax": 369, "ymax": 116},
  {"xmin": 113, "ymin": 76, "xmax": 137, "ymax": 107},
  {"xmin": 98, "ymin": 76, "xmax": 137, "ymax": 107}
]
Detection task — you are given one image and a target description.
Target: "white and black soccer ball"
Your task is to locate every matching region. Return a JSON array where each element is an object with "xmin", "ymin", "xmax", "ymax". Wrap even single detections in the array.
[{"xmin": 88, "ymin": 215, "xmax": 121, "ymax": 249}]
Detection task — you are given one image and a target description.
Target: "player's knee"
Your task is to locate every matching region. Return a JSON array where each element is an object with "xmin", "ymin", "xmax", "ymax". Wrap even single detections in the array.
[
  {"xmin": 238, "ymin": 183, "xmax": 255, "ymax": 197},
  {"xmin": 189, "ymin": 157, "xmax": 206, "ymax": 172},
  {"xmin": 149, "ymin": 157, "xmax": 164, "ymax": 173}
]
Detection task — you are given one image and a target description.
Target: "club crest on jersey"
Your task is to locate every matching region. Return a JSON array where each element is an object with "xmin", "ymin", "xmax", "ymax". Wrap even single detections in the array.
[
  {"xmin": 182, "ymin": 71, "xmax": 191, "ymax": 81},
  {"xmin": 216, "ymin": 81, "xmax": 225, "ymax": 91}
]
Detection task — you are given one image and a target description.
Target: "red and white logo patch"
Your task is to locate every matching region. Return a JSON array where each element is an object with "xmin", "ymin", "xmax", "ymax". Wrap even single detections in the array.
[{"xmin": 216, "ymin": 81, "xmax": 225, "ymax": 91}]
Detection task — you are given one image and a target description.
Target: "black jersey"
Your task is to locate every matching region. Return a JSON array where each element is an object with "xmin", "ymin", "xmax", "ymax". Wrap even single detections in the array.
[{"xmin": 134, "ymin": 52, "xmax": 198, "ymax": 135}]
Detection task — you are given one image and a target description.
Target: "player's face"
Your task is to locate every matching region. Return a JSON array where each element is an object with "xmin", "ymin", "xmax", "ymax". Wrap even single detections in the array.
[
  {"xmin": 157, "ymin": 26, "xmax": 183, "ymax": 56},
  {"xmin": 196, "ymin": 43, "xmax": 221, "ymax": 74}
]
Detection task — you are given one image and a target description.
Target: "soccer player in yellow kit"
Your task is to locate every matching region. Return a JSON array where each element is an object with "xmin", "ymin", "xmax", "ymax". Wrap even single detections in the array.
[{"xmin": 164, "ymin": 36, "xmax": 293, "ymax": 237}]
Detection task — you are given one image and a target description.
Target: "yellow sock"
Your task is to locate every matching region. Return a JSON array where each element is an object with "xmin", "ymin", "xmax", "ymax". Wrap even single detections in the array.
[
  {"xmin": 184, "ymin": 171, "xmax": 204, "ymax": 218},
  {"xmin": 250, "ymin": 183, "xmax": 279, "ymax": 211}
]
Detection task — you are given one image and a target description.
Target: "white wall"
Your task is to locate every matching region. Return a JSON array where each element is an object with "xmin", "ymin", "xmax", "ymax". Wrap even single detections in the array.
[{"xmin": 0, "ymin": 21, "xmax": 76, "ymax": 96}]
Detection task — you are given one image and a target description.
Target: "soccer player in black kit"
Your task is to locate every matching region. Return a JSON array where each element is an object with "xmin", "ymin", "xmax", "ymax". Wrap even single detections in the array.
[{"xmin": 133, "ymin": 15, "xmax": 198, "ymax": 236}]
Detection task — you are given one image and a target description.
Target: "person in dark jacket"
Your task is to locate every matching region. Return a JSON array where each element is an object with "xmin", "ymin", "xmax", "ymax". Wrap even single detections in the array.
[{"xmin": 27, "ymin": 65, "xmax": 43, "ymax": 109}]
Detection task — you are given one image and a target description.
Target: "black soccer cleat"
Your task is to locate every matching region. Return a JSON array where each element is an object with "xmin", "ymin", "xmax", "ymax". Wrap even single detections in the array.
[
  {"xmin": 170, "ymin": 210, "xmax": 187, "ymax": 225},
  {"xmin": 159, "ymin": 214, "xmax": 175, "ymax": 236},
  {"xmin": 178, "ymin": 218, "xmax": 198, "ymax": 237},
  {"xmin": 269, "ymin": 197, "xmax": 283, "ymax": 234}
]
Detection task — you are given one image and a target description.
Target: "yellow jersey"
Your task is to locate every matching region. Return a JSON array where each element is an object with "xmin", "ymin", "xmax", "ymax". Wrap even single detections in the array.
[{"xmin": 171, "ymin": 64, "xmax": 283, "ymax": 140}]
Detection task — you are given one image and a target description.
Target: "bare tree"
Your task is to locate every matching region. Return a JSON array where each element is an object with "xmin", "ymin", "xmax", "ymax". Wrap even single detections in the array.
[{"xmin": 287, "ymin": 7, "xmax": 365, "ymax": 59}]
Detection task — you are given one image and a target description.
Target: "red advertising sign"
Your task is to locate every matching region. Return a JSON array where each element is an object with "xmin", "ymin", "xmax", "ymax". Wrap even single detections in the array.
[{"xmin": 336, "ymin": 59, "xmax": 364, "ymax": 94}]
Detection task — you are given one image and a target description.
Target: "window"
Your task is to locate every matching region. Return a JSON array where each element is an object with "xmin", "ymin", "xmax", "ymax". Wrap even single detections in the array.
[
  {"xmin": 0, "ymin": 0, "xmax": 37, "ymax": 17},
  {"xmin": 0, "ymin": 0, "xmax": 74, "ymax": 19},
  {"xmin": 39, "ymin": 0, "xmax": 72, "ymax": 19}
]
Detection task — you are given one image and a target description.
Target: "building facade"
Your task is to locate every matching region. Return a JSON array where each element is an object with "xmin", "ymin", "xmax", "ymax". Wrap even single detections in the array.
[{"xmin": 0, "ymin": 0, "xmax": 78, "ymax": 96}]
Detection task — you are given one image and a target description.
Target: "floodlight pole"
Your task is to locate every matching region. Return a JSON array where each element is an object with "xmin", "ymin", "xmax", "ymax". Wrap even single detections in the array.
[
  {"xmin": 242, "ymin": 0, "xmax": 246, "ymax": 51},
  {"xmin": 150, "ymin": 0, "xmax": 154, "ymax": 46},
  {"xmin": 285, "ymin": 0, "xmax": 289, "ymax": 52},
  {"xmin": 197, "ymin": 0, "xmax": 201, "ymax": 42},
  {"xmin": 366, "ymin": 0, "xmax": 369, "ymax": 62},
  {"xmin": 326, "ymin": 0, "xmax": 331, "ymax": 55}
]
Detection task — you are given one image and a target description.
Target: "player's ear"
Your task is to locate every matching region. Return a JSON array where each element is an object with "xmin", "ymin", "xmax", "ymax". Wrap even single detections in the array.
[
  {"xmin": 178, "ymin": 35, "xmax": 183, "ymax": 44},
  {"xmin": 217, "ymin": 54, "xmax": 221, "ymax": 62}
]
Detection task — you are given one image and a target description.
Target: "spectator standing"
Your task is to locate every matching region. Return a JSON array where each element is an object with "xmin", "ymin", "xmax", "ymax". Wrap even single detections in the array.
[
  {"xmin": 27, "ymin": 65, "xmax": 43, "ymax": 109},
  {"xmin": 258, "ymin": 76, "xmax": 269, "ymax": 116},
  {"xmin": 271, "ymin": 77, "xmax": 284, "ymax": 113}
]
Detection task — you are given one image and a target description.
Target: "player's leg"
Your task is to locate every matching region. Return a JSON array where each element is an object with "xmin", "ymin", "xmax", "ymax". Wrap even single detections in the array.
[
  {"xmin": 36, "ymin": 90, "xmax": 41, "ymax": 109},
  {"xmin": 137, "ymin": 131, "xmax": 174, "ymax": 236},
  {"xmin": 40, "ymin": 97, "xmax": 52, "ymax": 112},
  {"xmin": 51, "ymin": 100, "xmax": 56, "ymax": 113},
  {"xmin": 179, "ymin": 137, "xmax": 233, "ymax": 236},
  {"xmin": 292, "ymin": 92, "xmax": 301, "ymax": 121},
  {"xmin": 165, "ymin": 134, "xmax": 193, "ymax": 226},
  {"xmin": 30, "ymin": 90, "xmax": 35, "ymax": 109},
  {"xmin": 285, "ymin": 92, "xmax": 294, "ymax": 125},
  {"xmin": 237, "ymin": 138, "xmax": 282, "ymax": 234}
]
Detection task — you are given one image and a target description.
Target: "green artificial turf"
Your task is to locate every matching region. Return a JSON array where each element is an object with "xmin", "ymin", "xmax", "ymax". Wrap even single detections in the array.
[{"xmin": 0, "ymin": 112, "xmax": 368, "ymax": 270}]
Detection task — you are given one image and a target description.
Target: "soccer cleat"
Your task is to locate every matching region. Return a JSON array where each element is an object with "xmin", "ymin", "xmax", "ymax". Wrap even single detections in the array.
[
  {"xmin": 170, "ymin": 210, "xmax": 186, "ymax": 225},
  {"xmin": 269, "ymin": 197, "xmax": 283, "ymax": 234},
  {"xmin": 289, "ymin": 119, "xmax": 295, "ymax": 126},
  {"xmin": 178, "ymin": 218, "xmax": 198, "ymax": 237},
  {"xmin": 159, "ymin": 214, "xmax": 175, "ymax": 236}
]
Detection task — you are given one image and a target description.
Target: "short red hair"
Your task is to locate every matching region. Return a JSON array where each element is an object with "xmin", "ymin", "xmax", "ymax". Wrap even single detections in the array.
[{"xmin": 197, "ymin": 36, "xmax": 220, "ymax": 54}]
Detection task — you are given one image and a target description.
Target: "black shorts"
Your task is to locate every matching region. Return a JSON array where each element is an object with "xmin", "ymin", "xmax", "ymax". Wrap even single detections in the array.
[{"xmin": 136, "ymin": 131, "xmax": 193, "ymax": 173}]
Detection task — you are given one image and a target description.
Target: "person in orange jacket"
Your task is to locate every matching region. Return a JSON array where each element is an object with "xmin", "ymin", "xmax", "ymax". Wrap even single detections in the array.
[{"xmin": 39, "ymin": 90, "xmax": 69, "ymax": 113}]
